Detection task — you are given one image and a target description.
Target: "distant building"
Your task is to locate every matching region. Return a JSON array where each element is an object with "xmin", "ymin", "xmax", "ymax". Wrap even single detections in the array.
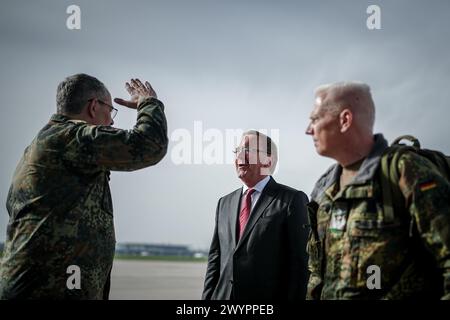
[
  {"xmin": 115, "ymin": 243, "xmax": 195, "ymax": 257},
  {"xmin": 0, "ymin": 241, "xmax": 207, "ymax": 258}
]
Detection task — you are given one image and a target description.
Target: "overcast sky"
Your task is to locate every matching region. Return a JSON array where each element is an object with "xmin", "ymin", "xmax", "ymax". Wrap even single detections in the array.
[{"xmin": 1, "ymin": 0, "xmax": 449, "ymax": 250}]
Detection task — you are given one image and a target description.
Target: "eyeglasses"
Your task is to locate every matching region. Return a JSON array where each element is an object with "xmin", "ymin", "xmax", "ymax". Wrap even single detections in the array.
[
  {"xmin": 88, "ymin": 98, "xmax": 118, "ymax": 119},
  {"xmin": 232, "ymin": 147, "xmax": 269, "ymax": 155}
]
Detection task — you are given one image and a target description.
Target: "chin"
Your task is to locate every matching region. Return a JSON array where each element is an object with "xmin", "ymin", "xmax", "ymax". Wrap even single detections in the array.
[
  {"xmin": 315, "ymin": 147, "xmax": 326, "ymax": 156},
  {"xmin": 237, "ymin": 171, "xmax": 246, "ymax": 179}
]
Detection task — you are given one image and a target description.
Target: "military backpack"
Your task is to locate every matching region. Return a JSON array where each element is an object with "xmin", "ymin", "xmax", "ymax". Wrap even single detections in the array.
[{"xmin": 380, "ymin": 135, "xmax": 450, "ymax": 223}]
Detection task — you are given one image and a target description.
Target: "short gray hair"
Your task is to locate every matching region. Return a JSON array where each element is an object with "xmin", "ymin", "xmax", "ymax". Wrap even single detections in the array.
[
  {"xmin": 242, "ymin": 130, "xmax": 278, "ymax": 174},
  {"xmin": 315, "ymin": 81, "xmax": 375, "ymax": 130},
  {"xmin": 56, "ymin": 73, "xmax": 109, "ymax": 115}
]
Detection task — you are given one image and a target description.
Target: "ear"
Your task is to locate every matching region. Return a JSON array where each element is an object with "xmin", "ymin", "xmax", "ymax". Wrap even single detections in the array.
[
  {"xmin": 86, "ymin": 99, "xmax": 97, "ymax": 119},
  {"xmin": 260, "ymin": 157, "xmax": 272, "ymax": 176},
  {"xmin": 339, "ymin": 108, "xmax": 353, "ymax": 133},
  {"xmin": 261, "ymin": 155, "xmax": 272, "ymax": 168}
]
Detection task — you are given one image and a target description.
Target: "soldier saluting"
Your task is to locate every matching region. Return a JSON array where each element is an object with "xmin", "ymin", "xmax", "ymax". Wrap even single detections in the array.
[
  {"xmin": 0, "ymin": 74, "xmax": 168, "ymax": 299},
  {"xmin": 305, "ymin": 81, "xmax": 450, "ymax": 299}
]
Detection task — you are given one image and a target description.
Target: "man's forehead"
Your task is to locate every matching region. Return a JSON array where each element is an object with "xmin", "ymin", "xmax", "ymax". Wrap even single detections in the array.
[
  {"xmin": 240, "ymin": 134, "xmax": 256, "ymax": 145},
  {"xmin": 312, "ymin": 92, "xmax": 333, "ymax": 116},
  {"xmin": 314, "ymin": 95, "xmax": 323, "ymax": 107},
  {"xmin": 310, "ymin": 103, "xmax": 323, "ymax": 117},
  {"xmin": 240, "ymin": 134, "xmax": 268, "ymax": 151},
  {"xmin": 315, "ymin": 88, "xmax": 335, "ymax": 104}
]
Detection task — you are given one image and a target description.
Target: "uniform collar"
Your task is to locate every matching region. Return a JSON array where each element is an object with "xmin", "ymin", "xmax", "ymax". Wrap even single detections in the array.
[
  {"xmin": 311, "ymin": 133, "xmax": 388, "ymax": 202},
  {"xmin": 50, "ymin": 114, "xmax": 87, "ymax": 124}
]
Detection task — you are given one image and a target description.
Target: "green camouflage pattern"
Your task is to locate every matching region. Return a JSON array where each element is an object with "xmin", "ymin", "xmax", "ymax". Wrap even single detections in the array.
[
  {"xmin": 0, "ymin": 97, "xmax": 168, "ymax": 299},
  {"xmin": 307, "ymin": 134, "xmax": 450, "ymax": 300}
]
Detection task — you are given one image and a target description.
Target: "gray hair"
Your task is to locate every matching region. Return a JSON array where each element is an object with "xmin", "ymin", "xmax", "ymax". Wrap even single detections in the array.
[
  {"xmin": 242, "ymin": 130, "xmax": 278, "ymax": 174},
  {"xmin": 56, "ymin": 73, "xmax": 109, "ymax": 115},
  {"xmin": 315, "ymin": 81, "xmax": 376, "ymax": 131}
]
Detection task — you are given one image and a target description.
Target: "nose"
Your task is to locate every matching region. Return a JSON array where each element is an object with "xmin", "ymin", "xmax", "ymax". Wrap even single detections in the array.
[
  {"xmin": 305, "ymin": 122, "xmax": 313, "ymax": 135},
  {"xmin": 110, "ymin": 119, "xmax": 114, "ymax": 126}
]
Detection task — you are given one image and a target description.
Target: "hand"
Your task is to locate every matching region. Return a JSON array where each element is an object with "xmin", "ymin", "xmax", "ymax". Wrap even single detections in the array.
[{"xmin": 114, "ymin": 78, "xmax": 157, "ymax": 109}]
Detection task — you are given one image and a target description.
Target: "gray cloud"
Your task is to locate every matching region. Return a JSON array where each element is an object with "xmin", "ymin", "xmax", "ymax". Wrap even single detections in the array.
[{"xmin": 1, "ymin": 0, "xmax": 449, "ymax": 249}]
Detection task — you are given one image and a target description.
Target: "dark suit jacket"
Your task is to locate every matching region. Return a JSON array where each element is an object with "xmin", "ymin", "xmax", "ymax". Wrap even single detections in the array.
[{"xmin": 202, "ymin": 177, "xmax": 310, "ymax": 300}]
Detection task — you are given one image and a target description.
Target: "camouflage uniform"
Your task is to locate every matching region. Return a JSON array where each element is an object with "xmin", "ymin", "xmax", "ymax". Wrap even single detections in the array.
[
  {"xmin": 307, "ymin": 134, "xmax": 450, "ymax": 299},
  {"xmin": 0, "ymin": 97, "xmax": 168, "ymax": 299}
]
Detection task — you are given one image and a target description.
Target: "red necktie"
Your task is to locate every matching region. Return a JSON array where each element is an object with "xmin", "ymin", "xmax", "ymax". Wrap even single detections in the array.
[{"xmin": 238, "ymin": 189, "xmax": 256, "ymax": 240}]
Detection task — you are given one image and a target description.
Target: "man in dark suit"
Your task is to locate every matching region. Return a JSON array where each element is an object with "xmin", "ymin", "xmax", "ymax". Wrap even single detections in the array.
[{"xmin": 202, "ymin": 130, "xmax": 310, "ymax": 301}]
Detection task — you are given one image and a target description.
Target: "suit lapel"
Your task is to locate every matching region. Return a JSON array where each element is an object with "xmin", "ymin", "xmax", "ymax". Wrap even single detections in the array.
[
  {"xmin": 229, "ymin": 187, "xmax": 243, "ymax": 247},
  {"xmin": 235, "ymin": 177, "xmax": 278, "ymax": 251}
]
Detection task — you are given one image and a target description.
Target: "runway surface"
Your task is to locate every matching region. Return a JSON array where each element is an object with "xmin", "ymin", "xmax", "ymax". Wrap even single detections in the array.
[{"xmin": 110, "ymin": 259, "xmax": 207, "ymax": 300}]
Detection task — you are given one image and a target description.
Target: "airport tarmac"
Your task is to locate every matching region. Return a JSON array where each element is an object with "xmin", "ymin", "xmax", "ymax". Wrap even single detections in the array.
[{"xmin": 110, "ymin": 259, "xmax": 207, "ymax": 300}]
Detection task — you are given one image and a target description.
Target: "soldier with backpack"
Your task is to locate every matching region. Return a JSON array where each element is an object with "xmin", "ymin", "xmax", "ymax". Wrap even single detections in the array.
[{"xmin": 304, "ymin": 81, "xmax": 450, "ymax": 299}]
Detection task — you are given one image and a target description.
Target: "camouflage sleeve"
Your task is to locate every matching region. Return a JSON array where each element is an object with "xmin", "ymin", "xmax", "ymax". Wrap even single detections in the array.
[
  {"xmin": 306, "ymin": 235, "xmax": 323, "ymax": 300},
  {"xmin": 398, "ymin": 152, "xmax": 450, "ymax": 300},
  {"xmin": 63, "ymin": 97, "xmax": 168, "ymax": 171},
  {"xmin": 306, "ymin": 201, "xmax": 323, "ymax": 300}
]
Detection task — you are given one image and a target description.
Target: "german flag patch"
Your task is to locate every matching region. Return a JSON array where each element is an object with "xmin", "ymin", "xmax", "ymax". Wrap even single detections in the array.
[{"xmin": 419, "ymin": 181, "xmax": 437, "ymax": 192}]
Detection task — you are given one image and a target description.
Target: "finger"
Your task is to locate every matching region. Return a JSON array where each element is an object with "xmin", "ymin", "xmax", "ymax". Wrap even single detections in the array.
[
  {"xmin": 125, "ymin": 82, "xmax": 135, "ymax": 95},
  {"xmin": 135, "ymin": 79, "xmax": 147, "ymax": 95},
  {"xmin": 133, "ymin": 80, "xmax": 145, "ymax": 93},
  {"xmin": 130, "ymin": 79, "xmax": 140, "ymax": 89},
  {"xmin": 114, "ymin": 97, "xmax": 130, "ymax": 106},
  {"xmin": 145, "ymin": 81, "xmax": 157, "ymax": 98},
  {"xmin": 135, "ymin": 78, "xmax": 145, "ymax": 88},
  {"xmin": 114, "ymin": 98, "xmax": 137, "ymax": 109},
  {"xmin": 137, "ymin": 80, "xmax": 149, "ymax": 95},
  {"xmin": 145, "ymin": 81, "xmax": 153, "ymax": 92}
]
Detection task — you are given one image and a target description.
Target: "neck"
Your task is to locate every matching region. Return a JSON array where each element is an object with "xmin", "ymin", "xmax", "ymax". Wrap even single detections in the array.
[
  {"xmin": 336, "ymin": 134, "xmax": 374, "ymax": 167},
  {"xmin": 242, "ymin": 175, "xmax": 268, "ymax": 188},
  {"xmin": 342, "ymin": 157, "xmax": 364, "ymax": 172},
  {"xmin": 61, "ymin": 112, "xmax": 88, "ymax": 122}
]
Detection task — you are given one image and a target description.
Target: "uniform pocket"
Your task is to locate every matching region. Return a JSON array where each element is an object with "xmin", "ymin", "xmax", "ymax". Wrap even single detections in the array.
[
  {"xmin": 349, "ymin": 218, "xmax": 406, "ymax": 288},
  {"xmin": 350, "ymin": 219, "xmax": 400, "ymax": 238}
]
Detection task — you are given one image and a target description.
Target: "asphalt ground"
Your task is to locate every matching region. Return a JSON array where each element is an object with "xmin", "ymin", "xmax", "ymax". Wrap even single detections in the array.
[{"xmin": 110, "ymin": 259, "xmax": 207, "ymax": 300}]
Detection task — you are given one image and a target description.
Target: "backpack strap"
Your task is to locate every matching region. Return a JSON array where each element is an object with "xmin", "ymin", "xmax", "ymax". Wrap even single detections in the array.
[
  {"xmin": 391, "ymin": 135, "xmax": 421, "ymax": 148},
  {"xmin": 381, "ymin": 150, "xmax": 394, "ymax": 223},
  {"xmin": 380, "ymin": 148, "xmax": 400, "ymax": 223},
  {"xmin": 380, "ymin": 137, "xmax": 419, "ymax": 223}
]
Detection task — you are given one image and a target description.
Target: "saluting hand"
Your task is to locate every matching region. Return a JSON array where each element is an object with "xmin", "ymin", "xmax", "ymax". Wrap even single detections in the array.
[{"xmin": 114, "ymin": 78, "xmax": 157, "ymax": 109}]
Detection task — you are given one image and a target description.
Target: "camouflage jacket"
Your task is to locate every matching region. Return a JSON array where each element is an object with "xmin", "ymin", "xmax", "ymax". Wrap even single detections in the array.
[
  {"xmin": 0, "ymin": 97, "xmax": 168, "ymax": 299},
  {"xmin": 307, "ymin": 134, "xmax": 450, "ymax": 300}
]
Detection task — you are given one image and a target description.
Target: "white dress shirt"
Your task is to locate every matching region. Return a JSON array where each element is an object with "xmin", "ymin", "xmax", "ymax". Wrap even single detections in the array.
[{"xmin": 241, "ymin": 175, "xmax": 271, "ymax": 212}]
